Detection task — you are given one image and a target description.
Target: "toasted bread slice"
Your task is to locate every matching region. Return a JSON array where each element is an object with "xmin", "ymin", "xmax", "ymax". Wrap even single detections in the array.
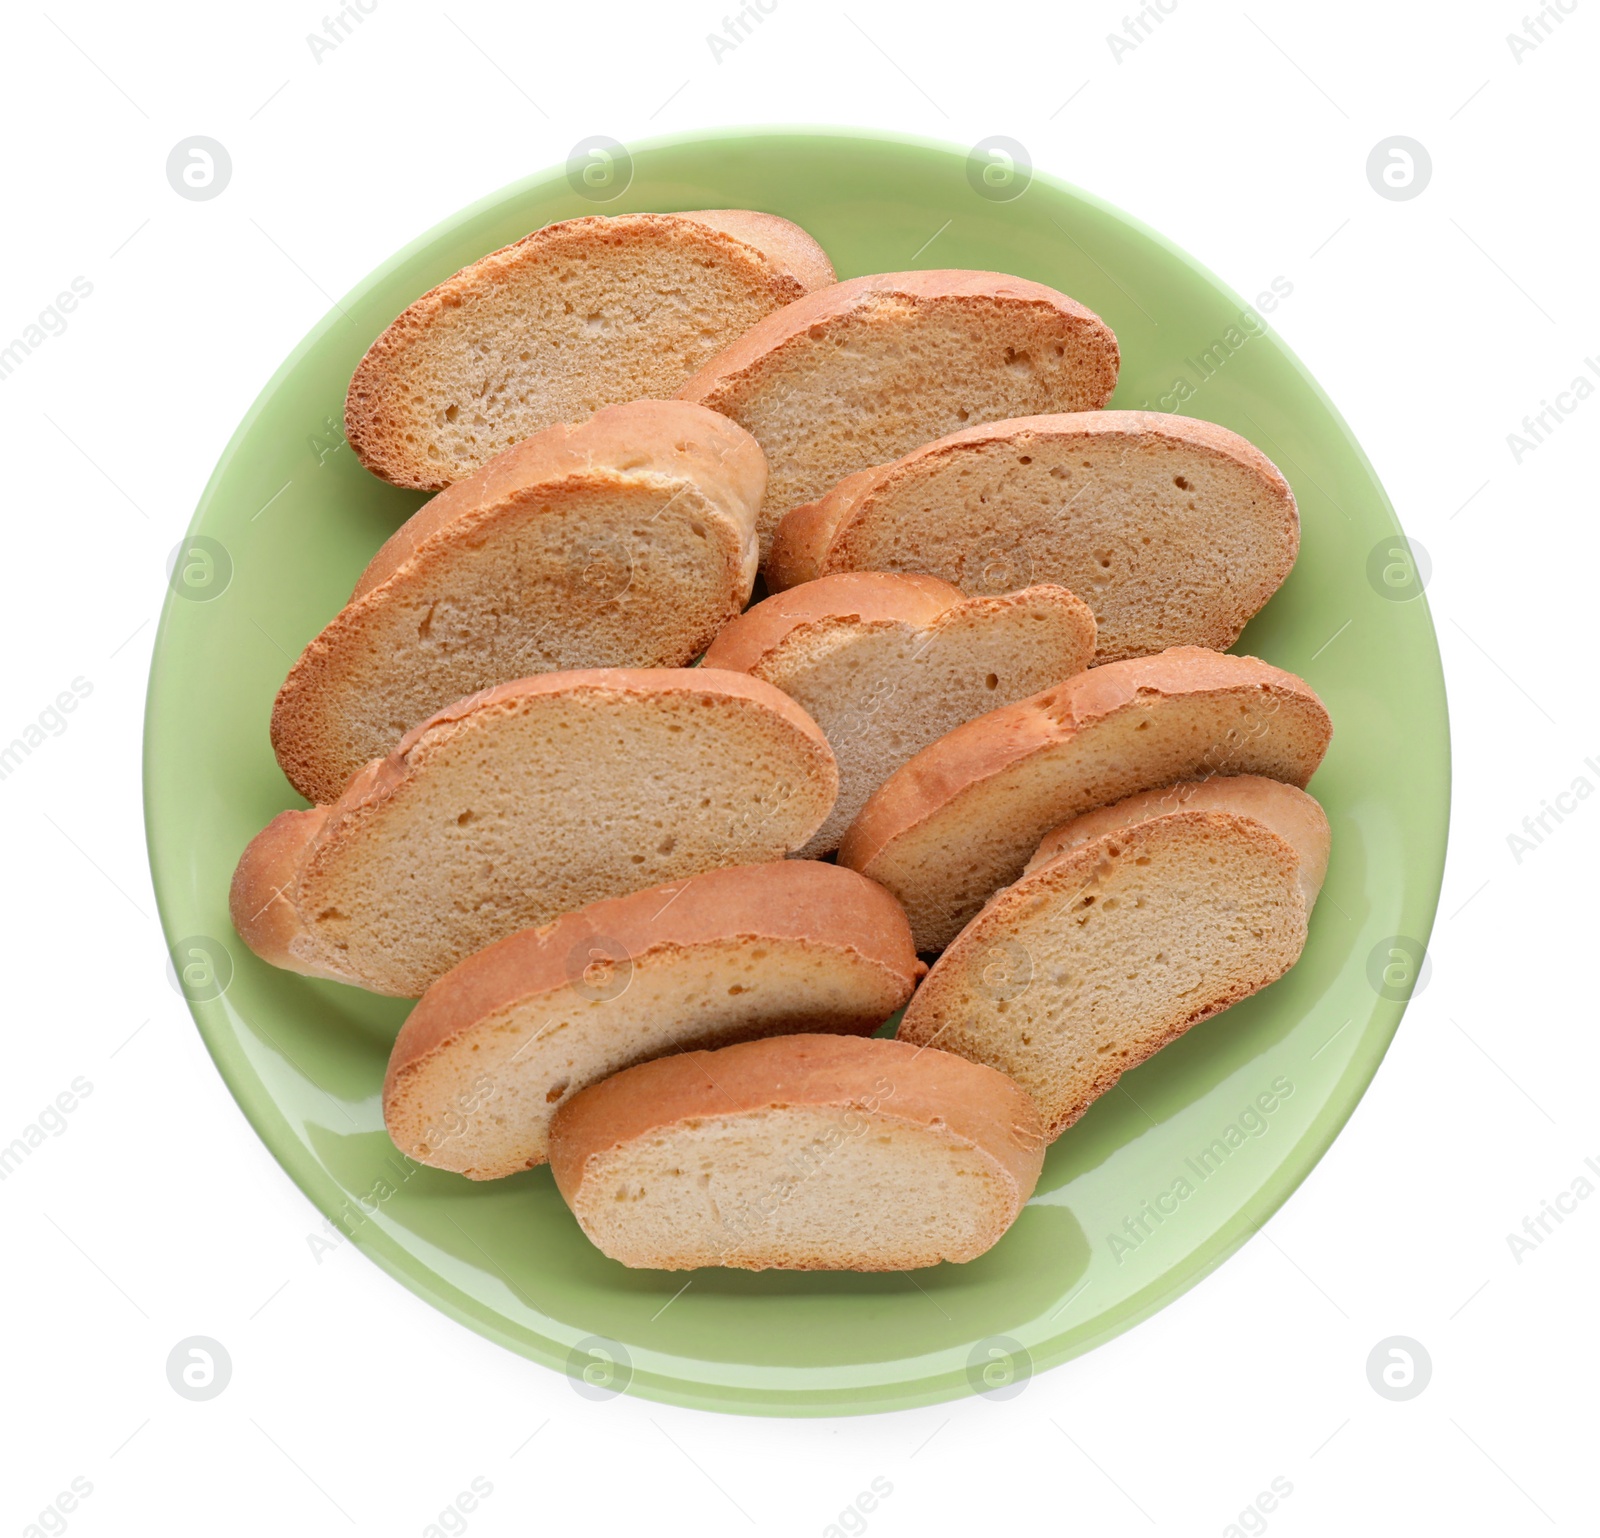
[
  {"xmin": 767, "ymin": 411, "xmax": 1299, "ymax": 661},
  {"xmin": 837, "ymin": 648, "xmax": 1331, "ymax": 951},
  {"xmin": 272, "ymin": 400, "xmax": 765, "ymax": 804},
  {"xmin": 898, "ymin": 777, "xmax": 1329, "ymax": 1135},
  {"xmin": 675, "ymin": 271, "xmax": 1120, "ymax": 560},
  {"xmin": 548, "ymin": 1035, "xmax": 1045, "ymax": 1269},
  {"xmin": 230, "ymin": 669, "xmax": 837, "ymax": 997},
  {"xmin": 383, "ymin": 862, "xmax": 924, "ymax": 1177},
  {"xmin": 347, "ymin": 210, "xmax": 835, "ymax": 489},
  {"xmin": 703, "ymin": 574, "xmax": 1096, "ymax": 856}
]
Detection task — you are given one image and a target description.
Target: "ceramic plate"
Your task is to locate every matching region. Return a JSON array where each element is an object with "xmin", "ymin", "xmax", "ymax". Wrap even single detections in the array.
[{"xmin": 144, "ymin": 126, "xmax": 1448, "ymax": 1415}]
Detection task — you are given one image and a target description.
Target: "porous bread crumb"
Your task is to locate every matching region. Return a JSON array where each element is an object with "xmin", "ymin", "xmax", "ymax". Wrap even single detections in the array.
[{"xmin": 568, "ymin": 1107, "xmax": 1020, "ymax": 1269}]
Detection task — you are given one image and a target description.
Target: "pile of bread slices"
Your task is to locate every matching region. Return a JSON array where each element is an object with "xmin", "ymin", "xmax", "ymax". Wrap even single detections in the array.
[{"xmin": 230, "ymin": 209, "xmax": 1332, "ymax": 1273}]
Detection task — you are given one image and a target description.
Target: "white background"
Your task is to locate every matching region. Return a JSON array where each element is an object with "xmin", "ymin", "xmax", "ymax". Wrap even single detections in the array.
[{"xmin": 2, "ymin": 1, "xmax": 1595, "ymax": 1533}]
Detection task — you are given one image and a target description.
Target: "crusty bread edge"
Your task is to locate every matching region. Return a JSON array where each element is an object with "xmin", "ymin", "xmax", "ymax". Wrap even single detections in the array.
[
  {"xmin": 1027, "ymin": 774, "xmax": 1331, "ymax": 908},
  {"xmin": 350, "ymin": 399, "xmax": 765, "ymax": 602},
  {"xmin": 702, "ymin": 571, "xmax": 964, "ymax": 674},
  {"xmin": 383, "ymin": 860, "xmax": 925, "ymax": 1105},
  {"xmin": 228, "ymin": 804, "xmax": 351, "ymax": 983},
  {"xmin": 836, "ymin": 647, "xmax": 1332, "ymax": 877},
  {"xmin": 767, "ymin": 468, "xmax": 882, "ymax": 589},
  {"xmin": 704, "ymin": 576, "xmax": 1096, "ymax": 683},
  {"xmin": 676, "ymin": 269, "xmax": 1120, "ymax": 414},
  {"xmin": 674, "ymin": 209, "xmax": 836, "ymax": 293}
]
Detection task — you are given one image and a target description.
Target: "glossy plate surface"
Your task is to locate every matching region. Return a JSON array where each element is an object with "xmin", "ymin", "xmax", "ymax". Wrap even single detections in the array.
[{"xmin": 145, "ymin": 127, "xmax": 1448, "ymax": 1415}]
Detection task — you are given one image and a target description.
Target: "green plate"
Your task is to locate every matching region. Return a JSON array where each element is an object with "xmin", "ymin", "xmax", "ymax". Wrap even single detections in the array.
[{"xmin": 144, "ymin": 126, "xmax": 1448, "ymax": 1415}]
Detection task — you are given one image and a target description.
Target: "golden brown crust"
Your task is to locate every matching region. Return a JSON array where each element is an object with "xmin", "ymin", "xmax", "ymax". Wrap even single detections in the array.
[
  {"xmin": 548, "ymin": 1034, "xmax": 1045, "ymax": 1211},
  {"xmin": 270, "ymin": 401, "xmax": 767, "ymax": 803},
  {"xmin": 765, "ymin": 410, "xmax": 1298, "ymax": 594},
  {"xmin": 1027, "ymin": 774, "xmax": 1331, "ymax": 906},
  {"xmin": 349, "ymin": 399, "xmax": 764, "ymax": 602},
  {"xmin": 383, "ymin": 861, "xmax": 924, "ymax": 1099},
  {"xmin": 704, "ymin": 578, "xmax": 1096, "ymax": 695},
  {"xmin": 701, "ymin": 572, "xmax": 965, "ymax": 674},
  {"xmin": 346, "ymin": 212, "xmax": 834, "ymax": 490},
  {"xmin": 376, "ymin": 665, "xmax": 831, "ymax": 764},
  {"xmin": 765, "ymin": 469, "xmax": 881, "ymax": 590},
  {"xmin": 836, "ymin": 647, "xmax": 1331, "ymax": 876},
  {"xmin": 672, "ymin": 209, "xmax": 837, "ymax": 293},
  {"xmin": 675, "ymin": 270, "xmax": 1119, "ymax": 411},
  {"xmin": 227, "ymin": 805, "xmax": 349, "ymax": 982}
]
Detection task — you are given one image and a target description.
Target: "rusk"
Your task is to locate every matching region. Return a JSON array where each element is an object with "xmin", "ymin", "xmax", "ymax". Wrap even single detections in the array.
[
  {"xmin": 273, "ymin": 400, "xmax": 766, "ymax": 803},
  {"xmin": 767, "ymin": 411, "xmax": 1298, "ymax": 661},
  {"xmin": 347, "ymin": 210, "xmax": 834, "ymax": 489},
  {"xmin": 898, "ymin": 777, "xmax": 1329, "ymax": 1135},
  {"xmin": 548, "ymin": 1035, "xmax": 1046, "ymax": 1270},
  {"xmin": 232, "ymin": 669, "xmax": 838, "ymax": 996}
]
